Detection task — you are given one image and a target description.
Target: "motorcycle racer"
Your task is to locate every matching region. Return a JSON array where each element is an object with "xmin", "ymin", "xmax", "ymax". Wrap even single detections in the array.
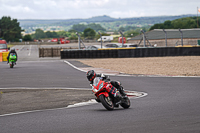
[
  {"xmin": 86, "ymin": 70, "xmax": 127, "ymax": 98},
  {"xmin": 7, "ymin": 48, "xmax": 18, "ymax": 64}
]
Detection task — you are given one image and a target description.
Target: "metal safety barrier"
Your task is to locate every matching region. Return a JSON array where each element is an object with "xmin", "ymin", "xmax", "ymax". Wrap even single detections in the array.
[{"xmin": 60, "ymin": 47, "xmax": 200, "ymax": 59}]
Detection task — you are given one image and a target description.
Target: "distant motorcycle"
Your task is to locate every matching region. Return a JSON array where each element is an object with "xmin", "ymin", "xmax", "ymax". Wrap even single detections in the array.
[
  {"xmin": 91, "ymin": 77, "xmax": 130, "ymax": 110},
  {"xmin": 8, "ymin": 53, "xmax": 17, "ymax": 68}
]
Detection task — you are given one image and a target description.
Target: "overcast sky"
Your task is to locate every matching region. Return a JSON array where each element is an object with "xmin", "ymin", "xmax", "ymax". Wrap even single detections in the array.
[{"xmin": 0, "ymin": 0, "xmax": 200, "ymax": 19}]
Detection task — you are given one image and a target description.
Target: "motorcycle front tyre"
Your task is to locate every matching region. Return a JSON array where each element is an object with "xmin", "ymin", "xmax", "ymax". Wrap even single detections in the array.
[
  {"xmin": 10, "ymin": 62, "xmax": 14, "ymax": 68},
  {"xmin": 99, "ymin": 95, "xmax": 114, "ymax": 111}
]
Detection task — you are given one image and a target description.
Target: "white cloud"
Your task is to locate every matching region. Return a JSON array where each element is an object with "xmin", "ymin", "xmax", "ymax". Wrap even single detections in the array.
[
  {"xmin": 24, "ymin": 6, "xmax": 35, "ymax": 13},
  {"xmin": 91, "ymin": 0, "xmax": 110, "ymax": 6}
]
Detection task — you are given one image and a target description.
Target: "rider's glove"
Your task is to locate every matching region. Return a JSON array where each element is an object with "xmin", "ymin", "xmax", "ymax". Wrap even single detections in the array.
[{"xmin": 101, "ymin": 73, "xmax": 105, "ymax": 78}]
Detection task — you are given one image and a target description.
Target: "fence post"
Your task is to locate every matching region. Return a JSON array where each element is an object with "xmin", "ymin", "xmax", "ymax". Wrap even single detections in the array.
[
  {"xmin": 42, "ymin": 48, "xmax": 44, "ymax": 57},
  {"xmin": 39, "ymin": 48, "xmax": 41, "ymax": 57},
  {"xmin": 76, "ymin": 32, "xmax": 81, "ymax": 49},
  {"xmin": 141, "ymin": 30, "xmax": 146, "ymax": 47},
  {"xmin": 119, "ymin": 31, "xmax": 124, "ymax": 47},
  {"xmin": 179, "ymin": 29, "xmax": 183, "ymax": 46},
  {"xmin": 98, "ymin": 32, "xmax": 103, "ymax": 48},
  {"xmin": 51, "ymin": 47, "xmax": 53, "ymax": 57},
  {"xmin": 163, "ymin": 29, "xmax": 167, "ymax": 47}
]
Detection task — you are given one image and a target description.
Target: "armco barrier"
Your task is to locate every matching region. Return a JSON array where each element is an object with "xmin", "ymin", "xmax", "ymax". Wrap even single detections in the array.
[
  {"xmin": 39, "ymin": 47, "xmax": 78, "ymax": 57},
  {"xmin": 39, "ymin": 48, "xmax": 61, "ymax": 57},
  {"xmin": 60, "ymin": 47, "xmax": 200, "ymax": 59}
]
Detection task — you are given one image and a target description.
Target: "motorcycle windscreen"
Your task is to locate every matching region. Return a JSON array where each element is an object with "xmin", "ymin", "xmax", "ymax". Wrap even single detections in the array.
[
  {"xmin": 93, "ymin": 77, "xmax": 102, "ymax": 86},
  {"xmin": 92, "ymin": 77, "xmax": 104, "ymax": 93},
  {"xmin": 10, "ymin": 55, "xmax": 16, "ymax": 60}
]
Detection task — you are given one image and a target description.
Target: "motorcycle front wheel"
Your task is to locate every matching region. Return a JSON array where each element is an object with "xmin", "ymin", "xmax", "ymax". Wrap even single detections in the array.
[
  {"xmin": 10, "ymin": 62, "xmax": 14, "ymax": 68},
  {"xmin": 99, "ymin": 95, "xmax": 114, "ymax": 111}
]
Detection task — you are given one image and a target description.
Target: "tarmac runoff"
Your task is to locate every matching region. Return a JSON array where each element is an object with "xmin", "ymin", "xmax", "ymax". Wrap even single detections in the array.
[
  {"xmin": 0, "ymin": 60, "xmax": 148, "ymax": 117},
  {"xmin": 0, "ymin": 88, "xmax": 147, "ymax": 117}
]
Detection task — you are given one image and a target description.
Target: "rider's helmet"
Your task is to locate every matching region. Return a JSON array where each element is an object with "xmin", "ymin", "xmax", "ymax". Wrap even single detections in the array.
[
  {"xmin": 11, "ymin": 48, "xmax": 15, "ymax": 52},
  {"xmin": 86, "ymin": 70, "xmax": 96, "ymax": 81}
]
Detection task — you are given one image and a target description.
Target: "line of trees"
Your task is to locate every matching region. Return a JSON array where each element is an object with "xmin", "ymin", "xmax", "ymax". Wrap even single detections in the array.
[
  {"xmin": 31, "ymin": 29, "xmax": 59, "ymax": 40},
  {"xmin": 150, "ymin": 17, "xmax": 200, "ymax": 30},
  {"xmin": 71, "ymin": 23, "xmax": 106, "ymax": 32},
  {"xmin": 30, "ymin": 29, "xmax": 78, "ymax": 40},
  {"xmin": 30, "ymin": 28, "xmax": 97, "ymax": 40},
  {"xmin": 27, "ymin": 28, "xmax": 141, "ymax": 41}
]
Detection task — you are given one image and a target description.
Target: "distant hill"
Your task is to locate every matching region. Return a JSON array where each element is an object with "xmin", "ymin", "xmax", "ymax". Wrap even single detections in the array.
[
  {"xmin": 18, "ymin": 15, "xmax": 117, "ymax": 26},
  {"xmin": 85, "ymin": 15, "xmax": 117, "ymax": 22},
  {"xmin": 19, "ymin": 15, "xmax": 195, "ymax": 26},
  {"xmin": 18, "ymin": 14, "xmax": 196, "ymax": 32}
]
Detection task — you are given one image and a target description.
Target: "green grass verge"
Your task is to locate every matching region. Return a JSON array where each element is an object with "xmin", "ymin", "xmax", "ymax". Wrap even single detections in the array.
[{"xmin": 7, "ymin": 44, "xmax": 15, "ymax": 48}]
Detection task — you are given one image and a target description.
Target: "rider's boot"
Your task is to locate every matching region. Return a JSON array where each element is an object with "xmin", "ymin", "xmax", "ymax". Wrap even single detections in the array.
[{"xmin": 118, "ymin": 86, "xmax": 127, "ymax": 98}]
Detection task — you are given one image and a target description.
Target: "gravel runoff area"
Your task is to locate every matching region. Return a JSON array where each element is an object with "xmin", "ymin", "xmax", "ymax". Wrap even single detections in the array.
[{"xmin": 78, "ymin": 56, "xmax": 200, "ymax": 76}]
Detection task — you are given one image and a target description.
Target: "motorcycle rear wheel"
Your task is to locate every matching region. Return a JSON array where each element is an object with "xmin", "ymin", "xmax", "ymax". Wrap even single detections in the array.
[
  {"xmin": 120, "ymin": 97, "xmax": 131, "ymax": 109},
  {"xmin": 99, "ymin": 95, "xmax": 114, "ymax": 111}
]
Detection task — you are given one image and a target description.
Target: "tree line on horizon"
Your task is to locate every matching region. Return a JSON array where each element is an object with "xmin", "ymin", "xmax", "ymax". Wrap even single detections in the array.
[
  {"xmin": 150, "ymin": 17, "xmax": 200, "ymax": 30},
  {"xmin": 30, "ymin": 28, "xmax": 107, "ymax": 40},
  {"xmin": 1, "ymin": 16, "xmax": 200, "ymax": 42}
]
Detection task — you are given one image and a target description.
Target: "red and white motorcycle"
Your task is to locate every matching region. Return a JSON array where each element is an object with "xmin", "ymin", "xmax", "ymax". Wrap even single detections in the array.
[{"xmin": 91, "ymin": 77, "xmax": 130, "ymax": 111}]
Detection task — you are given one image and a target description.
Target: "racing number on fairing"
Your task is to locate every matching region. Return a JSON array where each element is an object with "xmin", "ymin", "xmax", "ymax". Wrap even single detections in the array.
[{"xmin": 109, "ymin": 86, "xmax": 117, "ymax": 95}]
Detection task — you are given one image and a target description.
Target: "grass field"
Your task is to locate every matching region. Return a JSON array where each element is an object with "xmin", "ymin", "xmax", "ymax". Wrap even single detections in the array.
[{"xmin": 7, "ymin": 44, "xmax": 14, "ymax": 48}]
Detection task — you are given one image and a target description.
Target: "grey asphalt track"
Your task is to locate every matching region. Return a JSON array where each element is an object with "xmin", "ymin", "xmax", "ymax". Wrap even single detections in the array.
[{"xmin": 0, "ymin": 45, "xmax": 200, "ymax": 133}]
